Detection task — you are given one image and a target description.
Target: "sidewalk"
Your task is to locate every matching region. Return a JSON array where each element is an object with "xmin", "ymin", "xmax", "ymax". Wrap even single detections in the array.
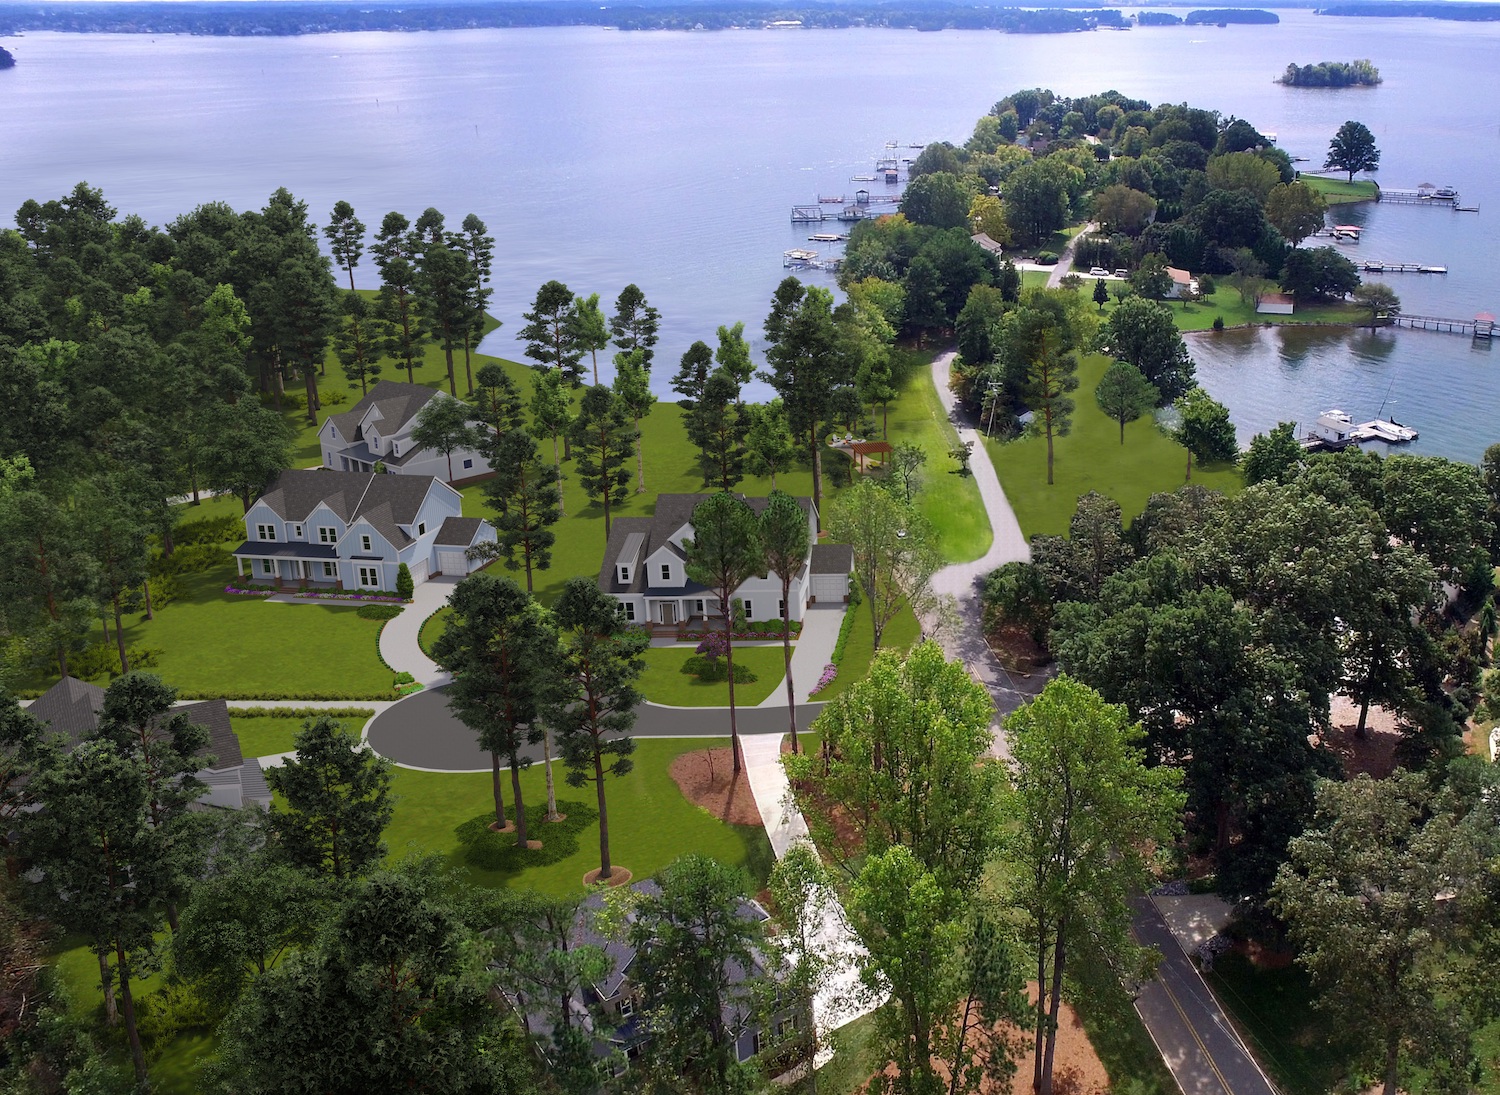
[{"xmin": 753, "ymin": 602, "xmax": 844, "ymax": 708}]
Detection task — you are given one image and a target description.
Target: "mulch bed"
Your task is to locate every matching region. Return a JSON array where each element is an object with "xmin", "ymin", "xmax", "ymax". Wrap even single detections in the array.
[
  {"xmin": 583, "ymin": 866, "xmax": 634, "ymax": 887},
  {"xmin": 669, "ymin": 747, "xmax": 764, "ymax": 828},
  {"xmin": 1321, "ymin": 696, "xmax": 1402, "ymax": 779}
]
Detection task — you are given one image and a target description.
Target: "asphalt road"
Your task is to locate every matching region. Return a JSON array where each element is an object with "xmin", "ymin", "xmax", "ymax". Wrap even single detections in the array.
[
  {"xmin": 364, "ymin": 685, "xmax": 827, "ymax": 771},
  {"xmin": 1131, "ymin": 897, "xmax": 1279, "ymax": 1095}
]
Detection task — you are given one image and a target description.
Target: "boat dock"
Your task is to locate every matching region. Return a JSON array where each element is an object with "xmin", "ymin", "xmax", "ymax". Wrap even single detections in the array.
[
  {"xmin": 783, "ymin": 248, "xmax": 841, "ymax": 272},
  {"xmin": 1361, "ymin": 261, "xmax": 1447, "ymax": 274},
  {"xmin": 1379, "ymin": 187, "xmax": 1460, "ymax": 206},
  {"xmin": 1301, "ymin": 409, "xmax": 1419, "ymax": 451},
  {"xmin": 1391, "ymin": 312, "xmax": 1495, "ymax": 339}
]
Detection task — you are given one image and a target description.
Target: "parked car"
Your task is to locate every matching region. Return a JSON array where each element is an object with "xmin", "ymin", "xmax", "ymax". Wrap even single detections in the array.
[{"xmin": 1088, "ymin": 267, "xmax": 1110, "ymax": 277}]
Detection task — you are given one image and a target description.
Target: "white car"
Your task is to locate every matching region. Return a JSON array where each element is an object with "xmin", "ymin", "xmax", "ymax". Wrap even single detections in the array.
[{"xmin": 1088, "ymin": 267, "xmax": 1110, "ymax": 277}]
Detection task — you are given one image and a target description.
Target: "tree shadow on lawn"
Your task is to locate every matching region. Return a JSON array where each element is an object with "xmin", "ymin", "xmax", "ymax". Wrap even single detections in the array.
[{"xmin": 455, "ymin": 799, "xmax": 598, "ymax": 880}]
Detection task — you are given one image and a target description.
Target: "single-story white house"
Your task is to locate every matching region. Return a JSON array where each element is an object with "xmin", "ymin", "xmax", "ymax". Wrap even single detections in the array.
[
  {"xmin": 1256, "ymin": 292, "xmax": 1295, "ymax": 315},
  {"xmin": 1165, "ymin": 266, "xmax": 1199, "ymax": 299},
  {"xmin": 231, "ymin": 469, "xmax": 495, "ymax": 592},
  {"xmin": 319, "ymin": 379, "xmax": 492, "ymax": 485},
  {"xmin": 597, "ymin": 493, "xmax": 852, "ymax": 629}
]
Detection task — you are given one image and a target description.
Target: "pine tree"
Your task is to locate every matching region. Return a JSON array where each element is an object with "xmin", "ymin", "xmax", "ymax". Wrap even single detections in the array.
[
  {"xmin": 478, "ymin": 426, "xmax": 561, "ymax": 593},
  {"xmin": 688, "ymin": 370, "xmax": 748, "ymax": 491},
  {"xmin": 519, "ymin": 280, "xmax": 584, "ymax": 385},
  {"xmin": 610, "ymin": 283, "xmax": 661, "ymax": 371},
  {"xmin": 569, "ymin": 385, "xmax": 637, "ymax": 540}
]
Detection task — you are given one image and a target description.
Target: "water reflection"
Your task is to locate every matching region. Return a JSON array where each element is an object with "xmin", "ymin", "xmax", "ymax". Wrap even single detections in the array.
[{"xmin": 1189, "ymin": 325, "xmax": 1498, "ymax": 462}]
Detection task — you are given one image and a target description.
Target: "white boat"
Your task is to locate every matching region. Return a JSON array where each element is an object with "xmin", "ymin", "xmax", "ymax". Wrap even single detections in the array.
[{"xmin": 1350, "ymin": 418, "xmax": 1419, "ymax": 444}]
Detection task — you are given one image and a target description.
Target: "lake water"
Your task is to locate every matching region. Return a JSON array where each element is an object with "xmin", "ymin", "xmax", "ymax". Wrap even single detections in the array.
[{"xmin": 3, "ymin": 14, "xmax": 1499, "ymax": 456}]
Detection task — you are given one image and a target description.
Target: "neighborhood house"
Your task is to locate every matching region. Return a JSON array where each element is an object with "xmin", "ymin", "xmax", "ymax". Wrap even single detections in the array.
[
  {"xmin": 26, "ymin": 677, "xmax": 271, "ymax": 810},
  {"xmin": 319, "ymin": 379, "xmax": 491, "ymax": 484},
  {"xmin": 232, "ymin": 469, "xmax": 495, "ymax": 591},
  {"xmin": 598, "ymin": 493, "xmax": 852, "ymax": 629}
]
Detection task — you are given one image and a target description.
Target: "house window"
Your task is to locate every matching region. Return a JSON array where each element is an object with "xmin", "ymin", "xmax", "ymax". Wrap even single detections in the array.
[
  {"xmin": 742, "ymin": 600, "xmax": 753, "ymax": 620},
  {"xmin": 256, "ymin": 524, "xmax": 277, "ymax": 541},
  {"xmin": 749, "ymin": 1031, "xmax": 762, "ymax": 1059},
  {"xmin": 417, "ymin": 522, "xmax": 426, "ymax": 536},
  {"xmin": 322, "ymin": 562, "xmax": 336, "ymax": 578},
  {"xmin": 623, "ymin": 603, "xmax": 636, "ymax": 622},
  {"xmin": 661, "ymin": 564, "xmax": 671, "ymax": 582},
  {"xmin": 358, "ymin": 566, "xmax": 379, "ymax": 587},
  {"xmin": 293, "ymin": 524, "xmax": 303, "ymax": 539},
  {"xmin": 695, "ymin": 599, "xmax": 705, "ymax": 615},
  {"xmin": 618, "ymin": 997, "xmax": 634, "ymax": 1018},
  {"xmin": 462, "ymin": 458, "xmax": 473, "ymax": 470},
  {"xmin": 319, "ymin": 527, "xmax": 337, "ymax": 543},
  {"xmin": 260, "ymin": 559, "xmax": 275, "ymax": 575},
  {"xmin": 392, "ymin": 442, "xmax": 400, "ymax": 455},
  {"xmin": 361, "ymin": 534, "xmax": 372, "ymax": 553},
  {"xmin": 779, "ymin": 599, "xmax": 786, "ymax": 617},
  {"xmin": 618, "ymin": 566, "xmax": 631, "ymax": 584}
]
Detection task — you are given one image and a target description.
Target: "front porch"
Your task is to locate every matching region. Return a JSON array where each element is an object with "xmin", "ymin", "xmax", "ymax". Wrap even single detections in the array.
[{"xmin": 231, "ymin": 544, "xmax": 344, "ymax": 591}]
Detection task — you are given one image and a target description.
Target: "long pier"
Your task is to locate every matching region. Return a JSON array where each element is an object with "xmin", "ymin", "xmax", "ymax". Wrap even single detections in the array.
[
  {"xmin": 1361, "ymin": 261, "xmax": 1447, "ymax": 274},
  {"xmin": 1379, "ymin": 189, "xmax": 1458, "ymax": 206},
  {"xmin": 1391, "ymin": 313, "xmax": 1495, "ymax": 339}
]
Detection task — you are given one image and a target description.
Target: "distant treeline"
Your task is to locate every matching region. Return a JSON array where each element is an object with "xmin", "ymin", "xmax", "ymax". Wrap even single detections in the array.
[
  {"xmin": 1185, "ymin": 8, "xmax": 1280, "ymax": 23},
  {"xmin": 1319, "ymin": 2, "xmax": 1500, "ymax": 18},
  {"xmin": 1277, "ymin": 59, "xmax": 1381, "ymax": 87},
  {"xmin": 0, "ymin": 2, "xmax": 1138, "ymax": 36},
  {"xmin": 1136, "ymin": 11, "xmax": 1184, "ymax": 24}
]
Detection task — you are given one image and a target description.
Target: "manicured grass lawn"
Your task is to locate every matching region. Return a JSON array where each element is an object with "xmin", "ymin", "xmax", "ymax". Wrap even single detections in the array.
[
  {"xmin": 229, "ymin": 714, "xmax": 303, "ymax": 758},
  {"xmin": 638, "ymin": 645, "xmax": 788, "ymax": 706},
  {"xmin": 383, "ymin": 737, "xmax": 776, "ymax": 895},
  {"xmin": 419, "ymin": 604, "xmax": 451, "ymax": 659},
  {"xmin": 1301, "ymin": 175, "xmax": 1379, "ymax": 205},
  {"xmin": 1205, "ymin": 951, "xmax": 1350, "ymax": 1095},
  {"xmin": 815, "ymin": 1009, "xmax": 884, "ymax": 1094},
  {"xmin": 1064, "ymin": 282, "xmax": 1365, "ymax": 333},
  {"xmin": 817, "ymin": 595, "xmax": 921, "ymax": 701},
  {"xmin": 884, "ymin": 349, "xmax": 992, "ymax": 565},
  {"xmin": 987, "ymin": 354, "xmax": 1242, "ymax": 539}
]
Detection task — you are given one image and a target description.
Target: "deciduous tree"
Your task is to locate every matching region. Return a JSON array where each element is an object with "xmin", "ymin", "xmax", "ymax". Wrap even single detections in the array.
[
  {"xmin": 1094, "ymin": 360, "xmax": 1156, "ymax": 444},
  {"xmin": 1352, "ymin": 281, "xmax": 1401, "ymax": 329},
  {"xmin": 829, "ymin": 480, "xmax": 941, "ymax": 652},
  {"xmin": 529, "ymin": 369, "xmax": 574, "ymax": 516},
  {"xmin": 1172, "ymin": 386, "xmax": 1238, "ymax": 480},
  {"xmin": 611, "ymin": 351, "xmax": 656, "ymax": 493},
  {"xmin": 759, "ymin": 492, "xmax": 811, "ymax": 750},
  {"xmin": 1264, "ymin": 181, "xmax": 1328, "ymax": 247},
  {"xmin": 567, "ymin": 291, "xmax": 610, "ymax": 385},
  {"xmin": 744, "ymin": 400, "xmax": 798, "ymax": 490},
  {"xmin": 1325, "ymin": 119, "xmax": 1381, "ymax": 181},
  {"xmin": 410, "ymin": 394, "xmax": 477, "ymax": 483},
  {"xmin": 1100, "ymin": 295, "xmax": 1196, "ymax": 403}
]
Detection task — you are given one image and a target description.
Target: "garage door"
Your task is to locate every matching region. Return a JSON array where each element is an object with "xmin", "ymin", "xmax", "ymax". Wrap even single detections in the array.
[
  {"xmin": 437, "ymin": 550, "xmax": 469, "ymax": 576},
  {"xmin": 810, "ymin": 573, "xmax": 848, "ymax": 603},
  {"xmin": 408, "ymin": 559, "xmax": 429, "ymax": 585}
]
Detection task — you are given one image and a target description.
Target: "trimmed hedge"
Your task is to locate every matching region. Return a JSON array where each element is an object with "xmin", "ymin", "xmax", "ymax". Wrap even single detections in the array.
[
  {"xmin": 831, "ymin": 603, "xmax": 860, "ymax": 666},
  {"xmin": 681, "ymin": 656, "xmax": 759, "ymax": 684},
  {"xmin": 455, "ymin": 799, "xmax": 598, "ymax": 872},
  {"xmin": 177, "ymin": 689, "xmax": 394, "ymax": 701},
  {"xmin": 226, "ymin": 706, "xmax": 376, "ymax": 719}
]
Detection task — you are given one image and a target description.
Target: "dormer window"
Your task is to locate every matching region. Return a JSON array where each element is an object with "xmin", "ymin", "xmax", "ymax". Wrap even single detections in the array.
[
  {"xmin": 292, "ymin": 524, "xmax": 304, "ymax": 539},
  {"xmin": 393, "ymin": 442, "xmax": 400, "ymax": 456},
  {"xmin": 618, "ymin": 565, "xmax": 631, "ymax": 584},
  {"xmin": 660, "ymin": 564, "xmax": 671, "ymax": 582},
  {"xmin": 319, "ymin": 526, "xmax": 337, "ymax": 543},
  {"xmin": 417, "ymin": 522, "xmax": 426, "ymax": 536}
]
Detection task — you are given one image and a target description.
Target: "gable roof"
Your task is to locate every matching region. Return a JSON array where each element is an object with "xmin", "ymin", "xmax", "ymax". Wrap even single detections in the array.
[
  {"xmin": 434, "ymin": 516, "xmax": 484, "ymax": 547},
  {"xmin": 811, "ymin": 543, "xmax": 854, "ymax": 575},
  {"xmin": 325, "ymin": 380, "xmax": 442, "ymax": 444},
  {"xmin": 254, "ymin": 470, "xmax": 445, "ymax": 549},
  {"xmin": 597, "ymin": 493, "xmax": 815, "ymax": 596},
  {"xmin": 27, "ymin": 680, "xmax": 243, "ymax": 773}
]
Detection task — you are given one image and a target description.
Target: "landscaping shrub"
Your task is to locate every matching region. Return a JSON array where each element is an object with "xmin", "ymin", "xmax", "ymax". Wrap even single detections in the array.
[
  {"xmin": 173, "ymin": 514, "xmax": 242, "ymax": 547},
  {"xmin": 226, "ymin": 706, "xmax": 376, "ymax": 720},
  {"xmin": 831, "ymin": 601, "xmax": 860, "ymax": 665},
  {"xmin": 323, "ymin": 389, "xmax": 348, "ymax": 405},
  {"xmin": 67, "ymin": 642, "xmax": 164, "ymax": 681},
  {"xmin": 681, "ymin": 656, "xmax": 759, "ymax": 684},
  {"xmin": 144, "ymin": 574, "xmax": 181, "ymax": 608},
  {"xmin": 357, "ymin": 604, "xmax": 403, "ymax": 621},
  {"xmin": 134, "ymin": 980, "xmax": 218, "ymax": 1063},
  {"xmin": 1212, "ymin": 315, "xmax": 1225, "ymax": 331},
  {"xmin": 396, "ymin": 563, "xmax": 414, "ymax": 601},
  {"xmin": 1036, "ymin": 250, "xmax": 1059, "ymax": 265},
  {"xmin": 178, "ymin": 689, "xmax": 394, "ymax": 701},
  {"xmin": 809, "ymin": 663, "xmax": 838, "ymax": 696},
  {"xmin": 455, "ymin": 799, "xmax": 598, "ymax": 872}
]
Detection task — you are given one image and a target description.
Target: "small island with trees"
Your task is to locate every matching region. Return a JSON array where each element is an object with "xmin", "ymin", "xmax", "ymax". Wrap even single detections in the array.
[
  {"xmin": 1278, "ymin": 59, "xmax": 1382, "ymax": 87},
  {"xmin": 0, "ymin": 45, "xmax": 16, "ymax": 69}
]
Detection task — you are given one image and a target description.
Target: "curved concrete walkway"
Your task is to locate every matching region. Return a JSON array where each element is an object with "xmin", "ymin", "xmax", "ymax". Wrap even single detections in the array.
[
  {"xmin": 377, "ymin": 576, "xmax": 455, "ymax": 688},
  {"xmin": 928, "ymin": 352, "xmax": 1039, "ymax": 737}
]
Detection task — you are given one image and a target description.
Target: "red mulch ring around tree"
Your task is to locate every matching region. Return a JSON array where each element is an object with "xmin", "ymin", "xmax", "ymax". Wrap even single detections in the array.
[
  {"xmin": 669, "ymin": 747, "xmax": 764, "ymax": 828},
  {"xmin": 583, "ymin": 866, "xmax": 633, "ymax": 887},
  {"xmin": 488, "ymin": 820, "xmax": 517, "ymax": 834}
]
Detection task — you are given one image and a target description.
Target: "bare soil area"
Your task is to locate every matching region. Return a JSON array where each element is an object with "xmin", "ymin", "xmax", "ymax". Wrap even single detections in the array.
[
  {"xmin": 1321, "ymin": 696, "xmax": 1402, "ymax": 779},
  {"xmin": 669, "ymin": 746, "xmax": 763, "ymax": 827}
]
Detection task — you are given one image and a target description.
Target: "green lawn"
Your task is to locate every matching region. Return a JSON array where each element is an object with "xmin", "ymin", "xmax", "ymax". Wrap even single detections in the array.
[
  {"xmin": 816, "ymin": 594, "xmax": 922, "ymax": 702},
  {"xmin": 1301, "ymin": 175, "xmax": 1379, "ymax": 205},
  {"xmin": 229, "ymin": 710, "xmax": 374, "ymax": 758},
  {"xmin": 986, "ymin": 353, "xmax": 1242, "ymax": 539},
  {"xmin": 638, "ymin": 645, "xmax": 788, "ymax": 706},
  {"xmin": 419, "ymin": 604, "xmax": 451, "ymax": 659},
  {"xmin": 384, "ymin": 738, "xmax": 776, "ymax": 895}
]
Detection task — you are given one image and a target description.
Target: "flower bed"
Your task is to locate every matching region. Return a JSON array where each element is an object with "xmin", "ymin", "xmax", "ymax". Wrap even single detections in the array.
[
  {"xmin": 808, "ymin": 663, "xmax": 838, "ymax": 697},
  {"xmin": 224, "ymin": 585, "xmax": 277, "ymax": 597},
  {"xmin": 223, "ymin": 584, "xmax": 404, "ymax": 604},
  {"xmin": 678, "ymin": 623, "xmax": 802, "ymax": 643}
]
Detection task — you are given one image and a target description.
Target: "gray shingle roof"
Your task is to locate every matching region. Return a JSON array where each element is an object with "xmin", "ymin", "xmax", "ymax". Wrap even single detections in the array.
[
  {"xmin": 27, "ymin": 681, "xmax": 243, "ymax": 774},
  {"xmin": 325, "ymin": 379, "xmax": 441, "ymax": 445},
  {"xmin": 255, "ymin": 469, "xmax": 440, "ymax": 549},
  {"xmin": 434, "ymin": 516, "xmax": 484, "ymax": 546},
  {"xmin": 230, "ymin": 542, "xmax": 338, "ymax": 560},
  {"xmin": 596, "ymin": 494, "xmax": 816, "ymax": 596},
  {"xmin": 811, "ymin": 543, "xmax": 854, "ymax": 575}
]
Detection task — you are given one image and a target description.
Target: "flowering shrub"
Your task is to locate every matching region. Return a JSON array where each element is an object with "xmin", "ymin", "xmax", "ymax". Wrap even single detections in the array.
[
  {"xmin": 224, "ymin": 585, "xmax": 276, "ymax": 597},
  {"xmin": 695, "ymin": 632, "xmax": 729, "ymax": 665},
  {"xmin": 297, "ymin": 590, "xmax": 403, "ymax": 603},
  {"xmin": 808, "ymin": 663, "xmax": 838, "ymax": 697}
]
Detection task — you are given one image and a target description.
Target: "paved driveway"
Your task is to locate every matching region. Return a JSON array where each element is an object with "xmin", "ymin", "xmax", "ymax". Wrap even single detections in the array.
[{"xmin": 365, "ymin": 685, "xmax": 827, "ymax": 771}]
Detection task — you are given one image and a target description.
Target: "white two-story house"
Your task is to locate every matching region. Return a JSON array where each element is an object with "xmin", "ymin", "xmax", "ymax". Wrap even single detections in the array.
[
  {"xmin": 231, "ymin": 469, "xmax": 495, "ymax": 591},
  {"xmin": 319, "ymin": 379, "xmax": 492, "ymax": 484},
  {"xmin": 597, "ymin": 493, "xmax": 851, "ymax": 629}
]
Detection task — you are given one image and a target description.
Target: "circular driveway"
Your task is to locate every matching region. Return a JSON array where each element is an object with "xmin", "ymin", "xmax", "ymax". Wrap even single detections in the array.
[{"xmin": 365, "ymin": 685, "xmax": 826, "ymax": 771}]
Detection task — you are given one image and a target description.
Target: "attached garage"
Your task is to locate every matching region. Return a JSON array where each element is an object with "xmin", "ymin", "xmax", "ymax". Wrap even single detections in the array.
[
  {"xmin": 808, "ymin": 544, "xmax": 854, "ymax": 604},
  {"xmin": 407, "ymin": 559, "xmax": 429, "ymax": 585},
  {"xmin": 436, "ymin": 550, "xmax": 469, "ymax": 577}
]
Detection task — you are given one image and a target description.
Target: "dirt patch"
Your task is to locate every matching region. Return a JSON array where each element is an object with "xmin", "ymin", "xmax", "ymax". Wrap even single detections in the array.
[
  {"xmin": 858, "ymin": 983, "xmax": 1109, "ymax": 1095},
  {"xmin": 1321, "ymin": 695, "xmax": 1403, "ymax": 779},
  {"xmin": 985, "ymin": 624, "xmax": 1052, "ymax": 677},
  {"xmin": 669, "ymin": 747, "xmax": 764, "ymax": 827},
  {"xmin": 488, "ymin": 820, "xmax": 517, "ymax": 834},
  {"xmin": 583, "ymin": 866, "xmax": 634, "ymax": 887},
  {"xmin": 1239, "ymin": 937, "xmax": 1295, "ymax": 971}
]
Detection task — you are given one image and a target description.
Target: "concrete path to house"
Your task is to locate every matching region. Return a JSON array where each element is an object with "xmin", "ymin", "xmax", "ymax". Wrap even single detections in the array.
[
  {"xmin": 378, "ymin": 576, "xmax": 457, "ymax": 688},
  {"xmin": 927, "ymin": 352, "xmax": 1042, "ymax": 744},
  {"xmin": 753, "ymin": 602, "xmax": 844, "ymax": 708},
  {"xmin": 1046, "ymin": 222, "xmax": 1097, "ymax": 288},
  {"xmin": 1131, "ymin": 896, "xmax": 1279, "ymax": 1095}
]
